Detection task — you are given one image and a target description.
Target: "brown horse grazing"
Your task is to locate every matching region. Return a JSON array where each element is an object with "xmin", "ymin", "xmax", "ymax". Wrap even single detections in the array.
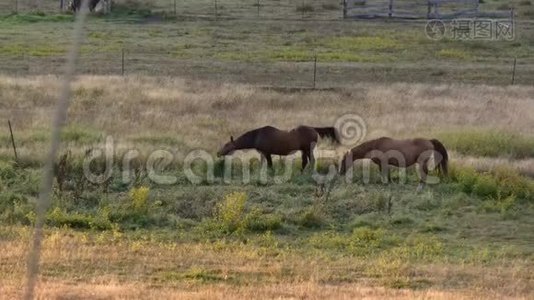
[
  {"xmin": 217, "ymin": 125, "xmax": 340, "ymax": 170},
  {"xmin": 339, "ymin": 137, "xmax": 448, "ymax": 191}
]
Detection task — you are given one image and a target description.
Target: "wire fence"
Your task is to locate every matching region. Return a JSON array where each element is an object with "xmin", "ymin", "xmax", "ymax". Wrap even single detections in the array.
[
  {"xmin": 1, "ymin": 0, "xmax": 514, "ymax": 20},
  {"xmin": 1, "ymin": 50, "xmax": 533, "ymax": 87},
  {"xmin": 0, "ymin": 0, "xmax": 346, "ymax": 20}
]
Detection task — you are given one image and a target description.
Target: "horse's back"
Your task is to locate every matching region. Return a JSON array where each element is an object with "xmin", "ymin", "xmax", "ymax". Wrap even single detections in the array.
[
  {"xmin": 369, "ymin": 137, "xmax": 434, "ymax": 165},
  {"xmin": 375, "ymin": 137, "xmax": 432, "ymax": 150}
]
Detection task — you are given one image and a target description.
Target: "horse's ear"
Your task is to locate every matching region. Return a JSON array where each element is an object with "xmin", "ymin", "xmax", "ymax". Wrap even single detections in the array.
[{"xmin": 230, "ymin": 136, "xmax": 234, "ymax": 142}]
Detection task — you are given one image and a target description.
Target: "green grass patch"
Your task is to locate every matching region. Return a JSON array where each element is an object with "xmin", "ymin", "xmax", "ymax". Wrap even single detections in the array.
[
  {"xmin": 324, "ymin": 36, "xmax": 400, "ymax": 51},
  {"xmin": 436, "ymin": 48, "xmax": 471, "ymax": 60},
  {"xmin": 0, "ymin": 43, "xmax": 65, "ymax": 57},
  {"xmin": 61, "ymin": 126, "xmax": 103, "ymax": 144},
  {"xmin": 450, "ymin": 164, "xmax": 534, "ymax": 202},
  {"xmin": 0, "ymin": 13, "xmax": 74, "ymax": 24},
  {"xmin": 438, "ymin": 130, "xmax": 534, "ymax": 159}
]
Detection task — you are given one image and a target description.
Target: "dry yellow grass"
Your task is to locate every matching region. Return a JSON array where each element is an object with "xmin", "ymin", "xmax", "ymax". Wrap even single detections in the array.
[
  {"xmin": 0, "ymin": 280, "xmax": 520, "ymax": 299},
  {"xmin": 0, "ymin": 228, "xmax": 532, "ymax": 299},
  {"xmin": 1, "ymin": 75, "xmax": 533, "ymax": 163}
]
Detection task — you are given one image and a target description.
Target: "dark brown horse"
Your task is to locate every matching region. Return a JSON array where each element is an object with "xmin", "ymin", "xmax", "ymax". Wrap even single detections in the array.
[
  {"xmin": 217, "ymin": 126, "xmax": 339, "ymax": 170},
  {"xmin": 339, "ymin": 137, "xmax": 448, "ymax": 191}
]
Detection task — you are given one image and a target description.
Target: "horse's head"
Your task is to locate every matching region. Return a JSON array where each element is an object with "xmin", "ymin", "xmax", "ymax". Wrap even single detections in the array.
[{"xmin": 217, "ymin": 136, "xmax": 236, "ymax": 157}]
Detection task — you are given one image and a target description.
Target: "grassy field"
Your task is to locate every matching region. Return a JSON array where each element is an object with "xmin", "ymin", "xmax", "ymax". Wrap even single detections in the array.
[
  {"xmin": 1, "ymin": 76, "xmax": 534, "ymax": 298},
  {"xmin": 1, "ymin": 0, "xmax": 534, "ymax": 85},
  {"xmin": 1, "ymin": 0, "xmax": 534, "ymax": 298}
]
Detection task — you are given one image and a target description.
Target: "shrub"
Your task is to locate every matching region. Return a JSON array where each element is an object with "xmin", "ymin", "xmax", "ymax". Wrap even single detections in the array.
[
  {"xmin": 243, "ymin": 208, "xmax": 282, "ymax": 232},
  {"xmin": 297, "ymin": 207, "xmax": 324, "ymax": 228},
  {"xmin": 130, "ymin": 186, "xmax": 150, "ymax": 212},
  {"xmin": 46, "ymin": 207, "xmax": 93, "ymax": 229},
  {"xmin": 0, "ymin": 161, "xmax": 16, "ymax": 181},
  {"xmin": 450, "ymin": 164, "xmax": 478, "ymax": 193},
  {"xmin": 492, "ymin": 166, "xmax": 533, "ymax": 200},
  {"xmin": 451, "ymin": 164, "xmax": 534, "ymax": 202},
  {"xmin": 472, "ymin": 174, "xmax": 499, "ymax": 198},
  {"xmin": 215, "ymin": 191, "xmax": 247, "ymax": 233}
]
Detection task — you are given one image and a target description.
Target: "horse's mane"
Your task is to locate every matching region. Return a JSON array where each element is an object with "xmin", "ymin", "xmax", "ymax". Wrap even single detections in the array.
[
  {"xmin": 351, "ymin": 137, "xmax": 391, "ymax": 157},
  {"xmin": 234, "ymin": 126, "xmax": 270, "ymax": 148}
]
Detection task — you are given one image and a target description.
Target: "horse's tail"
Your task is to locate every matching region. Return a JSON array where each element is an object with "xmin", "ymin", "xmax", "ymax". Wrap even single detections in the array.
[
  {"xmin": 430, "ymin": 139, "xmax": 448, "ymax": 177},
  {"xmin": 313, "ymin": 127, "xmax": 341, "ymax": 144}
]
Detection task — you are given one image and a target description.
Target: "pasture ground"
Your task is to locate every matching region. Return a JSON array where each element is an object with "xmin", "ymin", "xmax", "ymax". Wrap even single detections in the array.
[{"xmin": 0, "ymin": 76, "xmax": 533, "ymax": 298}]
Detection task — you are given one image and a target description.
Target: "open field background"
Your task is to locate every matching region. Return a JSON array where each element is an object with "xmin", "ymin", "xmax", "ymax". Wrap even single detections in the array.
[
  {"xmin": 1, "ymin": 0, "xmax": 534, "ymax": 298},
  {"xmin": 1, "ymin": 0, "xmax": 534, "ymax": 86}
]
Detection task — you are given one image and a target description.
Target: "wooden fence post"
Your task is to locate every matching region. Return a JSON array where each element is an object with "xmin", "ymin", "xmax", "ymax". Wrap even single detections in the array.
[
  {"xmin": 174, "ymin": 0, "xmax": 177, "ymax": 17},
  {"xmin": 8, "ymin": 120, "xmax": 18, "ymax": 163},
  {"xmin": 214, "ymin": 0, "xmax": 218, "ymax": 21},
  {"xmin": 313, "ymin": 54, "xmax": 317, "ymax": 89},
  {"xmin": 388, "ymin": 0, "xmax": 394, "ymax": 17},
  {"xmin": 343, "ymin": 0, "xmax": 347, "ymax": 18},
  {"xmin": 121, "ymin": 48, "xmax": 125, "ymax": 76}
]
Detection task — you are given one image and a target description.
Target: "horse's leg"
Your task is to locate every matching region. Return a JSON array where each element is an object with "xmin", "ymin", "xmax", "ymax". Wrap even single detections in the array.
[
  {"xmin": 265, "ymin": 154, "xmax": 274, "ymax": 170},
  {"xmin": 374, "ymin": 158, "xmax": 388, "ymax": 184},
  {"xmin": 301, "ymin": 151, "xmax": 309, "ymax": 172},
  {"xmin": 417, "ymin": 158, "xmax": 430, "ymax": 193},
  {"xmin": 309, "ymin": 142, "xmax": 316, "ymax": 171}
]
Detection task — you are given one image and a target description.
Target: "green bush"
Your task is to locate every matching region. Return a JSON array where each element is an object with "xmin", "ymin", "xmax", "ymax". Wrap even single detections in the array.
[
  {"xmin": 451, "ymin": 164, "xmax": 534, "ymax": 202},
  {"xmin": 46, "ymin": 207, "xmax": 114, "ymax": 230},
  {"xmin": 472, "ymin": 174, "xmax": 499, "ymax": 198},
  {"xmin": 130, "ymin": 186, "xmax": 150, "ymax": 212},
  {"xmin": 46, "ymin": 207, "xmax": 93, "ymax": 229},
  {"xmin": 450, "ymin": 164, "xmax": 478, "ymax": 193},
  {"xmin": 0, "ymin": 161, "xmax": 16, "ymax": 181},
  {"xmin": 297, "ymin": 207, "xmax": 324, "ymax": 228},
  {"xmin": 215, "ymin": 191, "xmax": 247, "ymax": 233},
  {"xmin": 243, "ymin": 209, "xmax": 282, "ymax": 232}
]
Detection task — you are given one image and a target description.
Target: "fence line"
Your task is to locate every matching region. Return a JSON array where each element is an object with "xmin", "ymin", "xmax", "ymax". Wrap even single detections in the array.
[
  {"xmin": 0, "ymin": 49, "xmax": 532, "ymax": 87},
  {"xmin": 0, "ymin": 0, "xmax": 344, "ymax": 20}
]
